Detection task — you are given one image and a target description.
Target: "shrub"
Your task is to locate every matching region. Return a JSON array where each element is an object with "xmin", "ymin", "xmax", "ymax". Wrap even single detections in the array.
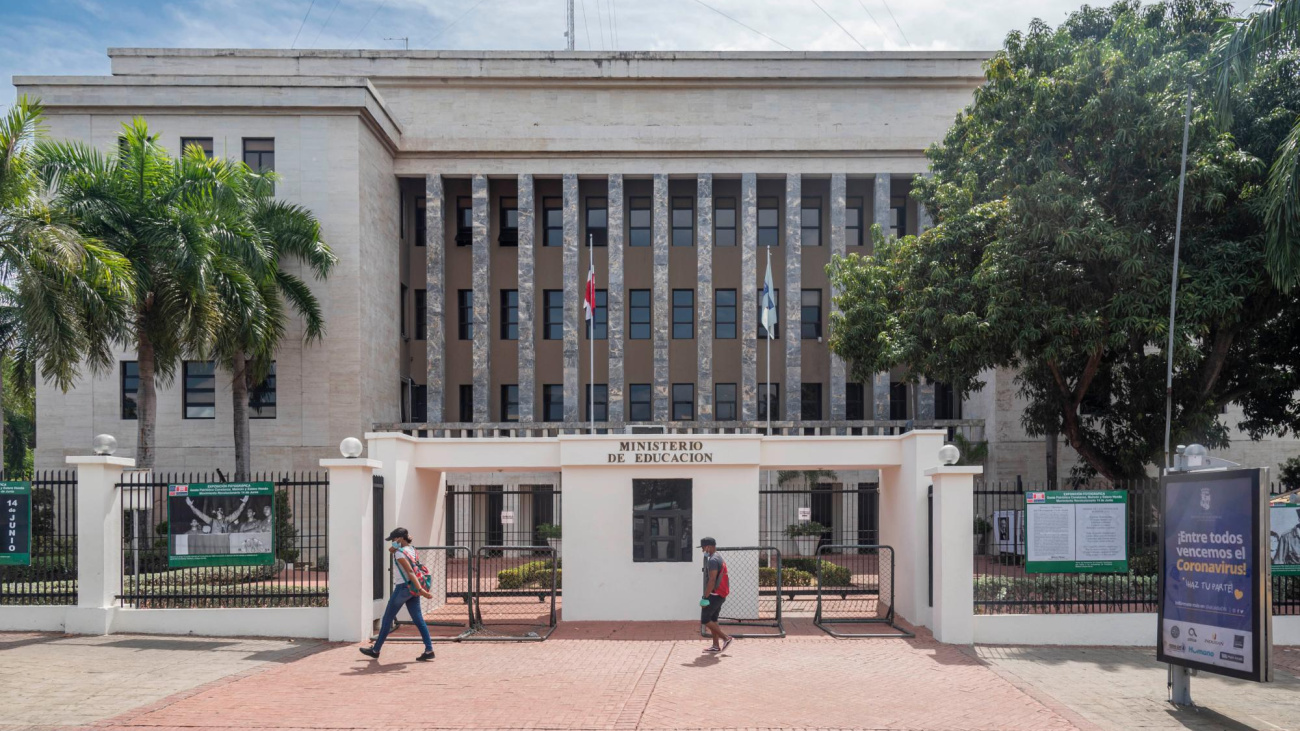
[
  {"xmin": 497, "ymin": 560, "xmax": 560, "ymax": 590},
  {"xmin": 974, "ymin": 574, "xmax": 1157, "ymax": 607},
  {"xmin": 785, "ymin": 521, "xmax": 829, "ymax": 538},
  {"xmin": 781, "ymin": 558, "xmax": 852, "ymax": 586},
  {"xmin": 537, "ymin": 523, "xmax": 562, "ymax": 540},
  {"xmin": 758, "ymin": 566, "xmax": 815, "ymax": 587}
]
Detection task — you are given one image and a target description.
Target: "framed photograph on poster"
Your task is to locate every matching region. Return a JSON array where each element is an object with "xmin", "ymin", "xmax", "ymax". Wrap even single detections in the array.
[
  {"xmin": 167, "ymin": 482, "xmax": 275, "ymax": 568},
  {"xmin": 1272, "ymin": 490, "xmax": 1300, "ymax": 576}
]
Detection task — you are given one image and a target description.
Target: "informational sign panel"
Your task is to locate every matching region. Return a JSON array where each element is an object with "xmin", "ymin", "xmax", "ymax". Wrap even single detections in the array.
[
  {"xmin": 1271, "ymin": 490, "xmax": 1300, "ymax": 576},
  {"xmin": 500, "ymin": 510, "xmax": 515, "ymax": 526},
  {"xmin": 1025, "ymin": 491, "xmax": 1128, "ymax": 573},
  {"xmin": 168, "ymin": 482, "xmax": 275, "ymax": 568},
  {"xmin": 992, "ymin": 509, "xmax": 1024, "ymax": 556},
  {"xmin": 1158, "ymin": 469, "xmax": 1270, "ymax": 683},
  {"xmin": 0, "ymin": 481, "xmax": 32, "ymax": 567},
  {"xmin": 798, "ymin": 507, "xmax": 812, "ymax": 522}
]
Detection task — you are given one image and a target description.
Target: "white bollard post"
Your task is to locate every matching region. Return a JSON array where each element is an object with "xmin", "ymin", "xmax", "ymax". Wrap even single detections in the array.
[
  {"xmin": 65, "ymin": 454, "xmax": 135, "ymax": 635},
  {"xmin": 927, "ymin": 464, "xmax": 982, "ymax": 644},
  {"xmin": 323, "ymin": 442, "xmax": 381, "ymax": 642}
]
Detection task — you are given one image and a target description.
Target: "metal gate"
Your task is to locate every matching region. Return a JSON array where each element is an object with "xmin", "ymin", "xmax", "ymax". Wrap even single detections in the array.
[
  {"xmin": 760, "ymin": 485, "xmax": 879, "ymax": 558},
  {"xmin": 700, "ymin": 546, "xmax": 784, "ymax": 638},
  {"xmin": 813, "ymin": 544, "xmax": 912, "ymax": 638},
  {"xmin": 445, "ymin": 486, "xmax": 561, "ymax": 567},
  {"xmin": 469, "ymin": 545, "xmax": 558, "ymax": 641},
  {"xmin": 383, "ymin": 545, "xmax": 475, "ymax": 642}
]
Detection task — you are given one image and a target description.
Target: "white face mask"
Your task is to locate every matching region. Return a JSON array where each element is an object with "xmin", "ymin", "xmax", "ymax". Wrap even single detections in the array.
[{"xmin": 391, "ymin": 541, "xmax": 402, "ymax": 550}]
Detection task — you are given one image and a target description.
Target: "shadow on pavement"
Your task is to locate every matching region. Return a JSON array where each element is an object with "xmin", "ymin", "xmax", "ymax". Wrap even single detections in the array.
[
  {"xmin": 102, "ymin": 638, "xmax": 239, "ymax": 652},
  {"xmin": 1163, "ymin": 705, "xmax": 1263, "ymax": 731}
]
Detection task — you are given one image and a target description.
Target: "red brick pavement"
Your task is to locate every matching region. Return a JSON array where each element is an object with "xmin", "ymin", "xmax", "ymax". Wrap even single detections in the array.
[{"xmin": 101, "ymin": 621, "xmax": 1081, "ymax": 731}]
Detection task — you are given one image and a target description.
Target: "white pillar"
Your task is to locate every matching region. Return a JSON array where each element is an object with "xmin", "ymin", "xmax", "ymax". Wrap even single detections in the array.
[
  {"xmin": 878, "ymin": 430, "xmax": 944, "ymax": 629},
  {"xmin": 323, "ymin": 456, "xmax": 381, "ymax": 642},
  {"xmin": 64, "ymin": 455, "xmax": 134, "ymax": 635},
  {"xmin": 927, "ymin": 465, "xmax": 981, "ymax": 644}
]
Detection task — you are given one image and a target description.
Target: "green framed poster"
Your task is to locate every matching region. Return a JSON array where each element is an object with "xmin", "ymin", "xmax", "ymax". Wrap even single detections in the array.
[
  {"xmin": 1, "ymin": 481, "xmax": 32, "ymax": 566},
  {"xmin": 1025, "ymin": 490, "xmax": 1128, "ymax": 573},
  {"xmin": 1271, "ymin": 490, "xmax": 1300, "ymax": 576},
  {"xmin": 167, "ymin": 482, "xmax": 274, "ymax": 568}
]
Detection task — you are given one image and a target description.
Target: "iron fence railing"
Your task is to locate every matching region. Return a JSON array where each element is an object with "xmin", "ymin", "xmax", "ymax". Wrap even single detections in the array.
[
  {"xmin": 0, "ymin": 471, "xmax": 77, "ymax": 606},
  {"xmin": 117, "ymin": 471, "xmax": 328, "ymax": 608},
  {"xmin": 373, "ymin": 419, "xmax": 985, "ymax": 444}
]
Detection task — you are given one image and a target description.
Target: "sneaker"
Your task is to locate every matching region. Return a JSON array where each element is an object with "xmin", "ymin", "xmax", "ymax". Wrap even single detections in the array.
[
  {"xmin": 359, "ymin": 646, "xmax": 379, "ymax": 659},
  {"xmin": 416, "ymin": 650, "xmax": 435, "ymax": 662},
  {"xmin": 720, "ymin": 637, "xmax": 733, "ymax": 652},
  {"xmin": 704, "ymin": 646, "xmax": 721, "ymax": 653}
]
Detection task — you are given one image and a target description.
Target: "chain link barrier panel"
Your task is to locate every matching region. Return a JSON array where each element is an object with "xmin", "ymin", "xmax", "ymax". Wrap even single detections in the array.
[
  {"xmin": 699, "ymin": 546, "xmax": 784, "ymax": 638},
  {"xmin": 813, "ymin": 544, "xmax": 913, "ymax": 638},
  {"xmin": 382, "ymin": 545, "xmax": 474, "ymax": 642},
  {"xmin": 466, "ymin": 545, "xmax": 558, "ymax": 641}
]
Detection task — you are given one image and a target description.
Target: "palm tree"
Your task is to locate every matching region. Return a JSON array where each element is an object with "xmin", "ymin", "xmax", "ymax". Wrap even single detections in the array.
[
  {"xmin": 1214, "ymin": 0, "xmax": 1300, "ymax": 291},
  {"xmin": 0, "ymin": 97, "xmax": 133, "ymax": 468},
  {"xmin": 207, "ymin": 162, "xmax": 334, "ymax": 480},
  {"xmin": 36, "ymin": 119, "xmax": 258, "ymax": 469}
]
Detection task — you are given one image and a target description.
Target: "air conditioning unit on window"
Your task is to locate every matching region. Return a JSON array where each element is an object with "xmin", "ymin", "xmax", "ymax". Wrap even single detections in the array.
[{"xmin": 625, "ymin": 425, "xmax": 666, "ymax": 435}]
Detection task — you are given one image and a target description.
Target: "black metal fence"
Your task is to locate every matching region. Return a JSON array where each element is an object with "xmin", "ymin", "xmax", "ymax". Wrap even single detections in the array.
[
  {"xmin": 813, "ymin": 544, "xmax": 911, "ymax": 637},
  {"xmin": 759, "ymin": 485, "xmax": 879, "ymax": 567},
  {"xmin": 974, "ymin": 479, "xmax": 1298, "ymax": 616},
  {"xmin": 445, "ymin": 485, "xmax": 562, "ymax": 595},
  {"xmin": 118, "ymin": 471, "xmax": 329, "ymax": 608},
  {"xmin": 0, "ymin": 471, "xmax": 77, "ymax": 606}
]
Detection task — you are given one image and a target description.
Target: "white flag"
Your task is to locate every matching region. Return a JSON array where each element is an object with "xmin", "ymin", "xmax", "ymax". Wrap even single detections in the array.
[{"xmin": 761, "ymin": 256, "xmax": 778, "ymax": 338}]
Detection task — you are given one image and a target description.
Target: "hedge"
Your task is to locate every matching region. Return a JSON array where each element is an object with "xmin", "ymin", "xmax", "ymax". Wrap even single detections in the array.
[
  {"xmin": 497, "ymin": 560, "xmax": 561, "ymax": 590},
  {"xmin": 974, "ymin": 574, "xmax": 1158, "ymax": 605},
  {"xmin": 780, "ymin": 558, "xmax": 852, "ymax": 586},
  {"xmin": 758, "ymin": 567, "xmax": 815, "ymax": 587}
]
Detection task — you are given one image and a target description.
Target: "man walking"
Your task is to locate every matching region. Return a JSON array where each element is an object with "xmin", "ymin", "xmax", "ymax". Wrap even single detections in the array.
[
  {"xmin": 699, "ymin": 537, "xmax": 732, "ymax": 653},
  {"xmin": 360, "ymin": 527, "xmax": 435, "ymax": 662}
]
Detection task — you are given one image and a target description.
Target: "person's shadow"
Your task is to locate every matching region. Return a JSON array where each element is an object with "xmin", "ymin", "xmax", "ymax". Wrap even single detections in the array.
[
  {"xmin": 340, "ymin": 661, "xmax": 415, "ymax": 676},
  {"xmin": 681, "ymin": 653, "xmax": 724, "ymax": 668}
]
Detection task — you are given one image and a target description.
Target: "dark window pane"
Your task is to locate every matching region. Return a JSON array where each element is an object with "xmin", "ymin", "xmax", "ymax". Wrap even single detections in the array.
[
  {"xmin": 249, "ymin": 362, "xmax": 277, "ymax": 419},
  {"xmin": 890, "ymin": 381, "xmax": 909, "ymax": 420},
  {"xmin": 458, "ymin": 290, "xmax": 473, "ymax": 340},
  {"xmin": 544, "ymin": 290, "xmax": 564, "ymax": 340},
  {"xmin": 499, "ymin": 196, "xmax": 518, "ymax": 246},
  {"xmin": 632, "ymin": 479, "xmax": 692, "ymax": 563},
  {"xmin": 183, "ymin": 361, "xmax": 216, "ymax": 419},
  {"xmin": 242, "ymin": 138, "xmax": 274, "ymax": 173},
  {"xmin": 501, "ymin": 289, "xmax": 519, "ymax": 340},
  {"xmin": 758, "ymin": 383, "xmax": 780, "ymax": 421},
  {"xmin": 586, "ymin": 383, "xmax": 609, "ymax": 422},
  {"xmin": 801, "ymin": 196, "xmax": 821, "ymax": 246},
  {"xmin": 180, "ymin": 137, "xmax": 213, "ymax": 158},
  {"xmin": 543, "ymin": 384, "xmax": 565, "ymax": 422},
  {"xmin": 801, "ymin": 289, "xmax": 821, "ymax": 339},
  {"xmin": 714, "ymin": 289, "xmax": 736, "ymax": 340},
  {"xmin": 671, "ymin": 196, "xmax": 693, "ymax": 247},
  {"xmin": 121, "ymin": 361, "xmax": 139, "ymax": 420},
  {"xmin": 586, "ymin": 196, "xmax": 608, "ymax": 247},
  {"xmin": 501, "ymin": 385, "xmax": 520, "ymax": 422},
  {"xmin": 629, "ymin": 197, "xmax": 651, "ymax": 247},
  {"xmin": 801, "ymin": 382, "xmax": 823, "ymax": 421},
  {"xmin": 629, "ymin": 384, "xmax": 652, "ymax": 421},
  {"xmin": 672, "ymin": 383, "xmax": 694, "ymax": 420},
  {"xmin": 459, "ymin": 384, "xmax": 474, "ymax": 422},
  {"xmin": 414, "ymin": 289, "xmax": 427, "ymax": 340},
  {"xmin": 629, "ymin": 289, "xmax": 651, "ymax": 340},
  {"xmin": 715, "ymin": 383, "xmax": 737, "ymax": 421},
  {"xmin": 758, "ymin": 197, "xmax": 779, "ymax": 246},
  {"xmin": 846, "ymin": 382, "xmax": 865, "ymax": 421},
  {"xmin": 847, "ymin": 198, "xmax": 863, "ymax": 246},
  {"xmin": 544, "ymin": 198, "xmax": 563, "ymax": 247},
  {"xmin": 672, "ymin": 289, "xmax": 694, "ymax": 339},
  {"xmin": 412, "ymin": 384, "xmax": 427, "ymax": 423}
]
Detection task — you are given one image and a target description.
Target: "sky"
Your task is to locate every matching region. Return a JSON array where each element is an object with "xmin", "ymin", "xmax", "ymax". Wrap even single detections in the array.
[{"xmin": 0, "ymin": 0, "xmax": 1255, "ymax": 104}]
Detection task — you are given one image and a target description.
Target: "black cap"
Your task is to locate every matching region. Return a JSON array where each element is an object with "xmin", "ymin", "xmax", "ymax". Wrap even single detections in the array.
[
  {"xmin": 699, "ymin": 537, "xmax": 716, "ymax": 547},
  {"xmin": 386, "ymin": 527, "xmax": 410, "ymax": 542}
]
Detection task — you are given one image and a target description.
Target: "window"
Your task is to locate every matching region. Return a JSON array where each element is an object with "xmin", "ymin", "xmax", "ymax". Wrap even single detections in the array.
[
  {"xmin": 632, "ymin": 479, "xmax": 692, "ymax": 562},
  {"xmin": 183, "ymin": 361, "xmax": 216, "ymax": 419},
  {"xmin": 542, "ymin": 385, "xmax": 564, "ymax": 422},
  {"xmin": 457, "ymin": 290, "xmax": 473, "ymax": 340},
  {"xmin": 586, "ymin": 384, "xmax": 609, "ymax": 422},
  {"xmin": 501, "ymin": 290, "xmax": 519, "ymax": 340},
  {"xmin": 846, "ymin": 382, "xmax": 866, "ymax": 421},
  {"xmin": 629, "ymin": 384, "xmax": 652, "ymax": 421},
  {"xmin": 629, "ymin": 289, "xmax": 651, "ymax": 340},
  {"xmin": 459, "ymin": 384, "xmax": 474, "ymax": 422},
  {"xmin": 501, "ymin": 385, "xmax": 520, "ymax": 422},
  {"xmin": 935, "ymin": 382, "xmax": 961, "ymax": 420},
  {"xmin": 671, "ymin": 196, "xmax": 693, "ymax": 246},
  {"xmin": 400, "ymin": 284, "xmax": 409, "ymax": 338},
  {"xmin": 758, "ymin": 383, "xmax": 780, "ymax": 421},
  {"xmin": 672, "ymin": 383, "xmax": 695, "ymax": 420},
  {"xmin": 758, "ymin": 196, "xmax": 779, "ymax": 247},
  {"xmin": 586, "ymin": 290, "xmax": 608, "ymax": 340},
  {"xmin": 415, "ymin": 197, "xmax": 426, "ymax": 247},
  {"xmin": 801, "ymin": 383, "xmax": 823, "ymax": 421},
  {"xmin": 672, "ymin": 289, "xmax": 694, "ymax": 339},
  {"xmin": 412, "ymin": 384, "xmax": 427, "ymax": 423},
  {"xmin": 715, "ymin": 197, "xmax": 736, "ymax": 246},
  {"xmin": 801, "ymin": 289, "xmax": 822, "ymax": 340},
  {"xmin": 629, "ymin": 196, "xmax": 651, "ymax": 247},
  {"xmin": 414, "ymin": 289, "xmax": 426, "ymax": 340},
  {"xmin": 714, "ymin": 289, "xmax": 736, "ymax": 339},
  {"xmin": 499, "ymin": 196, "xmax": 518, "ymax": 246},
  {"xmin": 180, "ymin": 137, "xmax": 213, "ymax": 158},
  {"xmin": 586, "ymin": 196, "xmax": 608, "ymax": 246},
  {"xmin": 890, "ymin": 381, "xmax": 908, "ymax": 420},
  {"xmin": 242, "ymin": 138, "xmax": 274, "ymax": 173},
  {"xmin": 249, "ymin": 362, "xmax": 277, "ymax": 419},
  {"xmin": 544, "ymin": 197, "xmax": 563, "ymax": 247},
  {"xmin": 847, "ymin": 197, "xmax": 864, "ymax": 246},
  {"xmin": 801, "ymin": 196, "xmax": 822, "ymax": 246},
  {"xmin": 715, "ymin": 383, "xmax": 737, "ymax": 421},
  {"xmin": 890, "ymin": 196, "xmax": 908, "ymax": 238},
  {"xmin": 456, "ymin": 196, "xmax": 472, "ymax": 246},
  {"xmin": 757, "ymin": 287, "xmax": 779, "ymax": 339},
  {"xmin": 543, "ymin": 290, "xmax": 563, "ymax": 340},
  {"xmin": 121, "ymin": 361, "xmax": 139, "ymax": 420}
]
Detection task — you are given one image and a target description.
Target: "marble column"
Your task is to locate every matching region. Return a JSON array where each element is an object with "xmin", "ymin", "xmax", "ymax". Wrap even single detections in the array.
[
  {"xmin": 562, "ymin": 174, "xmax": 580, "ymax": 424},
  {"xmin": 517, "ymin": 174, "xmax": 536, "ymax": 423},
  {"xmin": 696, "ymin": 174, "xmax": 714, "ymax": 422},
  {"xmin": 916, "ymin": 172, "xmax": 936, "ymax": 421},
  {"xmin": 740, "ymin": 173, "xmax": 758, "ymax": 422},
  {"xmin": 425, "ymin": 174, "xmax": 445, "ymax": 424},
  {"xmin": 471, "ymin": 175, "xmax": 491, "ymax": 423},
  {"xmin": 829, "ymin": 173, "xmax": 847, "ymax": 422},
  {"xmin": 873, "ymin": 173, "xmax": 892, "ymax": 421},
  {"xmin": 784, "ymin": 174, "xmax": 802, "ymax": 422},
  {"xmin": 652, "ymin": 174, "xmax": 670, "ymax": 421},
  {"xmin": 607, "ymin": 174, "xmax": 626, "ymax": 424}
]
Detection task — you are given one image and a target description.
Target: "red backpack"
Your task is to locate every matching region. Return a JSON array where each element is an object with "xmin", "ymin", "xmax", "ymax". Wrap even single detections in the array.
[{"xmin": 715, "ymin": 559, "xmax": 730, "ymax": 598}]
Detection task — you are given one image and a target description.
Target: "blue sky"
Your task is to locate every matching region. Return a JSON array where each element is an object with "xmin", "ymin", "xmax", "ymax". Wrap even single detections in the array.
[{"xmin": 1, "ymin": 0, "xmax": 1254, "ymax": 104}]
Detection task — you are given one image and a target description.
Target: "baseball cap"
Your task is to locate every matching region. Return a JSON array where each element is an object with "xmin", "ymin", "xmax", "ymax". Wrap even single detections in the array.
[
  {"xmin": 699, "ymin": 537, "xmax": 717, "ymax": 547},
  {"xmin": 386, "ymin": 527, "xmax": 411, "ymax": 542}
]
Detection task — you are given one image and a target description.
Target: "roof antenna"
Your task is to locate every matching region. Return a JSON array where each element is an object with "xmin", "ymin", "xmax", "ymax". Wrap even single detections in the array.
[{"xmin": 385, "ymin": 36, "xmax": 409, "ymax": 50}]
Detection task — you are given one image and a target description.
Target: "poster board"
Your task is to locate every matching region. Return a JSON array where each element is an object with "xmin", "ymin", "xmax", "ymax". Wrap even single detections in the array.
[
  {"xmin": 1025, "ymin": 491, "xmax": 1128, "ymax": 573},
  {"xmin": 1271, "ymin": 490, "xmax": 1300, "ymax": 576},
  {"xmin": 168, "ymin": 482, "xmax": 275, "ymax": 568},
  {"xmin": 0, "ymin": 481, "xmax": 32, "ymax": 566},
  {"xmin": 991, "ymin": 509, "xmax": 1024, "ymax": 556},
  {"xmin": 1157, "ymin": 469, "xmax": 1271, "ymax": 683}
]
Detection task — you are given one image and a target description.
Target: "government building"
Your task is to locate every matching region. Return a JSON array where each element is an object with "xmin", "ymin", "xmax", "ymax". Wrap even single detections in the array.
[{"xmin": 17, "ymin": 49, "xmax": 1297, "ymax": 488}]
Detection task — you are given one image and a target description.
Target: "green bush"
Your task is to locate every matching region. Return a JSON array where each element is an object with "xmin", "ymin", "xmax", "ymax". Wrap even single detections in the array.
[
  {"xmin": 497, "ymin": 560, "xmax": 561, "ymax": 590},
  {"xmin": 974, "ymin": 574, "xmax": 1158, "ymax": 607},
  {"xmin": 1128, "ymin": 550, "xmax": 1159, "ymax": 577},
  {"xmin": 758, "ymin": 566, "xmax": 815, "ymax": 587},
  {"xmin": 781, "ymin": 558, "xmax": 852, "ymax": 586}
]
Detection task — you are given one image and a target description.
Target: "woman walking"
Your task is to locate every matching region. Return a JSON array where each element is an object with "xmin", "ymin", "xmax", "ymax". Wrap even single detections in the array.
[{"xmin": 360, "ymin": 527, "xmax": 435, "ymax": 662}]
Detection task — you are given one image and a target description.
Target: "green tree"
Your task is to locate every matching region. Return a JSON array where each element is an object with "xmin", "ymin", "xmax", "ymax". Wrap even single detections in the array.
[{"xmin": 828, "ymin": 0, "xmax": 1300, "ymax": 480}]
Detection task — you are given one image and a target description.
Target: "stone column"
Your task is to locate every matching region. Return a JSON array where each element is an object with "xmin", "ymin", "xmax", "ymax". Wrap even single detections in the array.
[
  {"xmin": 696, "ymin": 173, "xmax": 714, "ymax": 421},
  {"xmin": 873, "ymin": 173, "xmax": 893, "ymax": 421},
  {"xmin": 829, "ymin": 173, "xmax": 847, "ymax": 422},
  {"xmin": 562, "ymin": 174, "xmax": 580, "ymax": 425},
  {"xmin": 915, "ymin": 175, "xmax": 936, "ymax": 421},
  {"xmin": 425, "ymin": 174, "xmax": 445, "ymax": 423},
  {"xmin": 471, "ymin": 174, "xmax": 491, "ymax": 423},
  {"xmin": 740, "ymin": 173, "xmax": 758, "ymax": 422},
  {"xmin": 323, "ymin": 455, "xmax": 381, "ymax": 642},
  {"xmin": 784, "ymin": 174, "xmax": 802, "ymax": 422},
  {"xmin": 927, "ymin": 465, "xmax": 982, "ymax": 644},
  {"xmin": 517, "ymin": 174, "xmax": 536, "ymax": 423},
  {"xmin": 607, "ymin": 174, "xmax": 625, "ymax": 424},
  {"xmin": 652, "ymin": 174, "xmax": 670, "ymax": 421},
  {"xmin": 65, "ymin": 454, "xmax": 134, "ymax": 635}
]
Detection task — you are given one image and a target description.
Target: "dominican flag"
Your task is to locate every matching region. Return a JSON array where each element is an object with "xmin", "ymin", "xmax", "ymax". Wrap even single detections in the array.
[
  {"xmin": 584, "ymin": 260, "xmax": 596, "ymax": 321},
  {"xmin": 761, "ymin": 256, "xmax": 778, "ymax": 338}
]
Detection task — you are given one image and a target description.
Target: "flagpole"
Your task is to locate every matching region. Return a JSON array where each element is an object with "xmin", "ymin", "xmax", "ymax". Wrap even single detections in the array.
[
  {"xmin": 766, "ymin": 246, "xmax": 772, "ymax": 438},
  {"xmin": 589, "ymin": 233, "xmax": 595, "ymax": 436}
]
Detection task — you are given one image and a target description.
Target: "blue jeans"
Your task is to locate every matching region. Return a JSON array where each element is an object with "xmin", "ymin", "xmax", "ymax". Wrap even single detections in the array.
[{"xmin": 372, "ymin": 584, "xmax": 432, "ymax": 652}]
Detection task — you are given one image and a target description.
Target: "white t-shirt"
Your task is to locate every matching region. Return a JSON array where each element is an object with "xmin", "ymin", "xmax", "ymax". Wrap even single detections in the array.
[{"xmin": 393, "ymin": 545, "xmax": 419, "ymax": 584}]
